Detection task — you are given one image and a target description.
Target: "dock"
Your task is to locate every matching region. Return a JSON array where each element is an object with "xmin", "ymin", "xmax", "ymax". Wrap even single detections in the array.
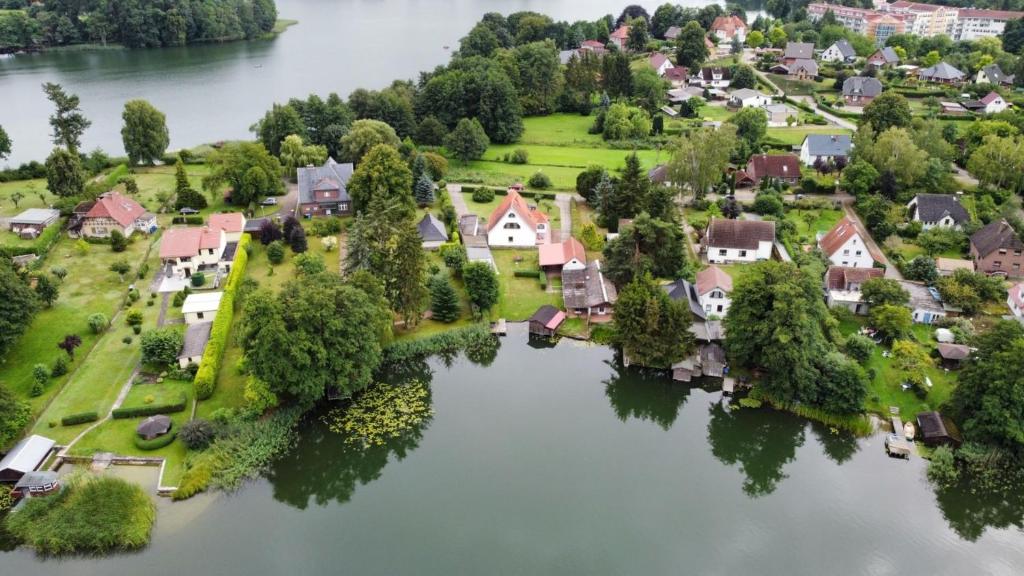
[
  {"xmin": 722, "ymin": 377, "xmax": 735, "ymax": 395},
  {"xmin": 885, "ymin": 407, "xmax": 913, "ymax": 459},
  {"xmin": 491, "ymin": 319, "xmax": 507, "ymax": 336}
]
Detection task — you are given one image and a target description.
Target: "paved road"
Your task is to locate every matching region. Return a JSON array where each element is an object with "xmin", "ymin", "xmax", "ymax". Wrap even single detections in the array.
[
  {"xmin": 447, "ymin": 184, "xmax": 469, "ymax": 217},
  {"xmin": 795, "ymin": 95, "xmax": 858, "ymax": 131}
]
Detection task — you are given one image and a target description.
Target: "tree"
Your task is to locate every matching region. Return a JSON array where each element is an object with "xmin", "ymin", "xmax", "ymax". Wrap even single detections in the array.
[
  {"xmin": 603, "ymin": 213, "xmax": 687, "ymax": 286},
  {"xmin": 862, "ymin": 92, "xmax": 912, "ymax": 133},
  {"xmin": 860, "ymin": 277, "xmax": 909, "ymax": 307},
  {"xmin": 267, "ymin": 240, "xmax": 286, "ymax": 265},
  {"xmin": 88, "ymin": 312, "xmax": 109, "ymax": 334},
  {"xmin": 666, "ymin": 125, "xmax": 738, "ymax": 200},
  {"xmin": 904, "ymin": 256, "xmax": 938, "ymax": 284},
  {"xmin": 121, "ymin": 99, "xmax": 169, "ymax": 165},
  {"xmin": 862, "ymin": 128, "xmax": 927, "ymax": 190},
  {"xmin": 839, "ymin": 160, "xmax": 878, "ymax": 196},
  {"xmin": 179, "ymin": 419, "xmax": 216, "ymax": 450},
  {"xmin": 347, "ymin": 144, "xmax": 415, "ymax": 215},
  {"xmin": 445, "ymin": 118, "xmax": 490, "ymax": 164},
  {"xmin": 728, "ymin": 107, "xmax": 768, "ymax": 151},
  {"xmin": 0, "ymin": 265, "xmax": 40, "ymax": 358},
  {"xmin": 511, "ymin": 40, "xmax": 564, "ymax": 115},
  {"xmin": 613, "ymin": 272, "xmax": 694, "ymax": 368},
  {"xmin": 109, "ymin": 229, "xmax": 128, "ymax": 252},
  {"xmin": 339, "ymin": 119, "xmax": 401, "ymax": 164},
  {"xmin": 576, "ymin": 165, "xmax": 607, "ymax": 203},
  {"xmin": 731, "ymin": 65, "xmax": 757, "ymax": 90},
  {"xmin": 891, "ymin": 339, "xmax": 932, "ymax": 387},
  {"xmin": 43, "ymin": 82, "xmax": 91, "ymax": 153},
  {"xmin": 293, "ymin": 253, "xmax": 326, "ymax": 276},
  {"xmin": 626, "ymin": 17, "xmax": 650, "ymax": 51},
  {"xmin": 0, "ymin": 124, "xmax": 10, "ymax": 160},
  {"xmin": 601, "ymin": 51, "xmax": 634, "ymax": 97},
  {"xmin": 675, "ymin": 21, "xmax": 709, "ymax": 69},
  {"xmin": 870, "ymin": 304, "xmax": 912, "ymax": 342},
  {"xmin": 279, "ymin": 134, "xmax": 327, "ymax": 180},
  {"xmin": 463, "ymin": 261, "xmax": 499, "ymax": 316},
  {"xmin": 141, "ymin": 328, "xmax": 184, "ymax": 366},
  {"xmin": 259, "ymin": 219, "xmax": 282, "ymax": 245},
  {"xmin": 253, "ymin": 104, "xmax": 306, "ymax": 156},
  {"xmin": 173, "ymin": 157, "xmax": 207, "ymax": 210},
  {"xmin": 288, "ymin": 224, "xmax": 308, "ymax": 254},
  {"xmin": 602, "ymin": 102, "xmax": 652, "ymax": 141},
  {"xmin": 32, "ymin": 273, "xmax": 58, "ymax": 308},
  {"xmin": 203, "ymin": 142, "xmax": 284, "ymax": 207},
  {"xmin": 45, "ymin": 148, "xmax": 85, "ymax": 198},
  {"xmin": 631, "ymin": 67, "xmax": 668, "ymax": 114},
  {"xmin": 9, "ymin": 191, "xmax": 24, "ymax": 211},
  {"xmin": 815, "ymin": 352, "xmax": 868, "ymax": 414},
  {"xmin": 414, "ymin": 173, "xmax": 435, "ymax": 207},
  {"xmin": 416, "ymin": 116, "xmax": 448, "ymax": 146},
  {"xmin": 967, "ymin": 134, "xmax": 1024, "ymax": 192},
  {"xmin": 0, "ymin": 384, "xmax": 31, "ymax": 449},
  {"xmin": 843, "ymin": 333, "xmax": 875, "ymax": 364},
  {"xmin": 459, "ymin": 22, "xmax": 501, "ymax": 58},
  {"xmin": 429, "ymin": 275, "xmax": 461, "ymax": 323},
  {"xmin": 57, "ymin": 334, "xmax": 82, "ymax": 358}
]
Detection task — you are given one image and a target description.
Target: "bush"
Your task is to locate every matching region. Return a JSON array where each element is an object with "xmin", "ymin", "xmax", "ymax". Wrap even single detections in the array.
[
  {"xmin": 266, "ymin": 240, "xmax": 285, "ymax": 264},
  {"xmin": 509, "ymin": 149, "xmax": 529, "ymax": 164},
  {"xmin": 112, "ymin": 393, "xmax": 187, "ymax": 419},
  {"xmin": 125, "ymin": 309, "xmax": 144, "ymax": 327},
  {"xmin": 471, "ymin": 187, "xmax": 495, "ymax": 203},
  {"xmin": 51, "ymin": 355, "xmax": 69, "ymax": 377},
  {"xmin": 513, "ymin": 269, "xmax": 539, "ymax": 278},
  {"xmin": 110, "ymin": 229, "xmax": 128, "ymax": 252},
  {"xmin": 179, "ymin": 418, "xmax": 217, "ymax": 450},
  {"xmin": 191, "ymin": 272, "xmax": 206, "ymax": 287},
  {"xmin": 123, "ymin": 336, "xmax": 133, "ymax": 345},
  {"xmin": 310, "ymin": 218, "xmax": 342, "ymax": 237},
  {"xmin": 133, "ymin": 426, "xmax": 178, "ymax": 451},
  {"xmin": 528, "ymin": 172, "xmax": 552, "ymax": 189},
  {"xmin": 843, "ymin": 334, "xmax": 875, "ymax": 364},
  {"xmin": 61, "ymin": 411, "xmax": 99, "ymax": 426},
  {"xmin": 193, "ymin": 234, "xmax": 250, "ymax": 400},
  {"xmin": 173, "ymin": 289, "xmax": 188, "ymax": 307},
  {"xmin": 88, "ymin": 312, "xmax": 109, "ymax": 334}
]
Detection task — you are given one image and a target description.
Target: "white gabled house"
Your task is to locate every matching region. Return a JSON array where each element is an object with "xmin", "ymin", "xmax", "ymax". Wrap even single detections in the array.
[
  {"xmin": 817, "ymin": 217, "xmax": 880, "ymax": 269},
  {"xmin": 695, "ymin": 265, "xmax": 733, "ymax": 317},
  {"xmin": 486, "ymin": 187, "xmax": 549, "ymax": 247},
  {"xmin": 907, "ymin": 194, "xmax": 970, "ymax": 230},
  {"xmin": 704, "ymin": 218, "xmax": 775, "ymax": 264},
  {"xmin": 820, "ymin": 39, "xmax": 856, "ymax": 63},
  {"xmin": 728, "ymin": 88, "xmax": 772, "ymax": 109}
]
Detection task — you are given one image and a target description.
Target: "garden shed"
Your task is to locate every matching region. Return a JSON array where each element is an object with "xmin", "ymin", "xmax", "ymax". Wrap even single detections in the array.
[
  {"xmin": 136, "ymin": 415, "xmax": 172, "ymax": 441},
  {"xmin": 916, "ymin": 412, "xmax": 962, "ymax": 447},
  {"xmin": 528, "ymin": 305, "xmax": 565, "ymax": 338},
  {"xmin": 0, "ymin": 435, "xmax": 56, "ymax": 483}
]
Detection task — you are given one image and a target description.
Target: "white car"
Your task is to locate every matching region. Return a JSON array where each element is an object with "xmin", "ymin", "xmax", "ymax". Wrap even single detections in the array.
[{"xmin": 260, "ymin": 197, "xmax": 278, "ymax": 206}]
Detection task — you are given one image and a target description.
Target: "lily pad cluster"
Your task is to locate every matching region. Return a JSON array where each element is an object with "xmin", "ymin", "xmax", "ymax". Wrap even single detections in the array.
[{"xmin": 325, "ymin": 380, "xmax": 433, "ymax": 447}]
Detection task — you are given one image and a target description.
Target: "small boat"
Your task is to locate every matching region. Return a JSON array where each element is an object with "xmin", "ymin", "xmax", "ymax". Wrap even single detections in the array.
[{"xmin": 903, "ymin": 422, "xmax": 915, "ymax": 441}]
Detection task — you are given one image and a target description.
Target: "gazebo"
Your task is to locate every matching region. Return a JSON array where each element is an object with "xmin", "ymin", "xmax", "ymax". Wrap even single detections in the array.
[{"xmin": 136, "ymin": 415, "xmax": 172, "ymax": 441}]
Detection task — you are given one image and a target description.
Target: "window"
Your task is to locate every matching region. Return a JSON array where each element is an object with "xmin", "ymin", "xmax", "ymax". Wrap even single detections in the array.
[
  {"xmin": 503, "ymin": 222, "xmax": 521, "ymax": 230},
  {"xmin": 999, "ymin": 249, "xmax": 1007, "ymax": 255},
  {"xmin": 717, "ymin": 305, "xmax": 723, "ymax": 313},
  {"xmin": 718, "ymin": 249, "xmax": 727, "ymax": 256},
  {"xmin": 739, "ymin": 250, "xmax": 747, "ymax": 257},
  {"xmin": 508, "ymin": 212, "xmax": 516, "ymax": 218},
  {"xmin": 597, "ymin": 307, "xmax": 606, "ymax": 315},
  {"xmin": 842, "ymin": 261, "xmax": 848, "ymax": 266},
  {"xmin": 994, "ymin": 260, "xmax": 1002, "ymax": 268},
  {"xmin": 855, "ymin": 250, "xmax": 862, "ymax": 256},
  {"xmin": 705, "ymin": 304, "xmax": 712, "ymax": 312},
  {"xmin": 843, "ymin": 249, "xmax": 850, "ymax": 256},
  {"xmin": 197, "ymin": 312, "xmax": 204, "ymax": 320},
  {"xmin": 508, "ymin": 236, "xmax": 513, "ymax": 243}
]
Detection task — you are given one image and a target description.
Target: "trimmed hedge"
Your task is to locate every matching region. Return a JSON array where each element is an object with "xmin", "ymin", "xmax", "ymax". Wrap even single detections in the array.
[
  {"xmin": 133, "ymin": 426, "xmax": 177, "ymax": 451},
  {"xmin": 171, "ymin": 216, "xmax": 205, "ymax": 225},
  {"xmin": 112, "ymin": 393, "xmax": 187, "ymax": 419},
  {"xmin": 513, "ymin": 269, "xmax": 539, "ymax": 278},
  {"xmin": 193, "ymin": 233, "xmax": 250, "ymax": 400},
  {"xmin": 538, "ymin": 270, "xmax": 548, "ymax": 289},
  {"xmin": 61, "ymin": 411, "xmax": 99, "ymax": 426}
]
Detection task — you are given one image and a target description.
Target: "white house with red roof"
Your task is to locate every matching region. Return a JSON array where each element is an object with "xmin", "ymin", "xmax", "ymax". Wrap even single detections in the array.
[
  {"xmin": 978, "ymin": 91, "xmax": 1009, "ymax": 114},
  {"xmin": 159, "ymin": 212, "xmax": 245, "ymax": 279},
  {"xmin": 1007, "ymin": 282, "xmax": 1024, "ymax": 319},
  {"xmin": 539, "ymin": 237, "xmax": 586, "ymax": 272},
  {"xmin": 817, "ymin": 217, "xmax": 880, "ymax": 269},
  {"xmin": 696, "ymin": 265, "xmax": 733, "ymax": 317},
  {"xmin": 486, "ymin": 187, "xmax": 549, "ymax": 247},
  {"xmin": 710, "ymin": 15, "xmax": 747, "ymax": 43},
  {"xmin": 609, "ymin": 25, "xmax": 630, "ymax": 50},
  {"xmin": 649, "ymin": 52, "xmax": 674, "ymax": 76},
  {"xmin": 207, "ymin": 212, "xmax": 247, "ymax": 243},
  {"xmin": 76, "ymin": 191, "xmax": 156, "ymax": 239}
]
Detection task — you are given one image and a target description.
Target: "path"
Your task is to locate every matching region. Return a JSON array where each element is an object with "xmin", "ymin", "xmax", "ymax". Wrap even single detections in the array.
[
  {"xmin": 447, "ymin": 184, "xmax": 469, "ymax": 217},
  {"xmin": 952, "ymin": 165, "xmax": 979, "ymax": 189},
  {"xmin": 337, "ymin": 233, "xmax": 348, "ymax": 276},
  {"xmin": 554, "ymin": 193, "xmax": 572, "ymax": 242},
  {"xmin": 843, "ymin": 203, "xmax": 903, "ymax": 280},
  {"xmin": 795, "ymin": 95, "xmax": 857, "ymax": 131}
]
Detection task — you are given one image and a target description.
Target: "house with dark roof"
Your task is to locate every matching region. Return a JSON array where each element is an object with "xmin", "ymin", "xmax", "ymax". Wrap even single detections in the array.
[
  {"xmin": 824, "ymin": 265, "xmax": 885, "ymax": 315},
  {"xmin": 976, "ymin": 63, "xmax": 1014, "ymax": 86},
  {"xmin": 663, "ymin": 66, "xmax": 688, "ymax": 87},
  {"xmin": 821, "ymin": 39, "xmax": 856, "ymax": 63},
  {"xmin": 970, "ymin": 219, "xmax": 1024, "ymax": 276},
  {"xmin": 705, "ymin": 218, "xmax": 775, "ymax": 263},
  {"xmin": 842, "ymin": 76, "xmax": 883, "ymax": 106},
  {"xmin": 973, "ymin": 91, "xmax": 1010, "ymax": 114},
  {"xmin": 297, "ymin": 158, "xmax": 354, "ymax": 217},
  {"xmin": 417, "ymin": 213, "xmax": 448, "ymax": 250},
  {"xmin": 690, "ymin": 67, "xmax": 732, "ymax": 88},
  {"xmin": 487, "ymin": 188, "xmax": 549, "ymax": 247},
  {"xmin": 907, "ymin": 194, "xmax": 969, "ymax": 230},
  {"xmin": 76, "ymin": 191, "xmax": 157, "ymax": 239},
  {"xmin": 918, "ymin": 61, "xmax": 965, "ymax": 84},
  {"xmin": 818, "ymin": 217, "xmax": 881, "ymax": 269},
  {"xmin": 782, "ymin": 42, "xmax": 814, "ymax": 63},
  {"xmin": 13, "ymin": 470, "xmax": 60, "ymax": 499},
  {"xmin": 800, "ymin": 134, "xmax": 852, "ymax": 166},
  {"xmin": 664, "ymin": 26, "xmax": 681, "ymax": 41},
  {"xmin": 528, "ymin": 305, "xmax": 565, "ymax": 337},
  {"xmin": 664, "ymin": 278, "xmax": 707, "ymax": 320},
  {"xmin": 770, "ymin": 58, "xmax": 819, "ymax": 79},
  {"xmin": 935, "ymin": 342, "xmax": 971, "ymax": 368},
  {"xmin": 744, "ymin": 153, "xmax": 801, "ymax": 185},
  {"xmin": 867, "ymin": 47, "xmax": 900, "ymax": 68},
  {"xmin": 562, "ymin": 260, "xmax": 616, "ymax": 321}
]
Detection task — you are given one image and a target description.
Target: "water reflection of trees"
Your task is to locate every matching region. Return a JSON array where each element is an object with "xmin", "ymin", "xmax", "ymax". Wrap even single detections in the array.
[
  {"xmin": 603, "ymin": 358, "xmax": 690, "ymax": 430},
  {"xmin": 810, "ymin": 422, "xmax": 859, "ymax": 465},
  {"xmin": 706, "ymin": 403, "xmax": 806, "ymax": 497},
  {"xmin": 933, "ymin": 472, "xmax": 1024, "ymax": 541},
  {"xmin": 266, "ymin": 364, "xmax": 434, "ymax": 510}
]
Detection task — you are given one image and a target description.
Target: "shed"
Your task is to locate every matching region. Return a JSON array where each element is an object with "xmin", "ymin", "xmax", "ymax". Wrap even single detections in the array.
[
  {"xmin": 916, "ymin": 412, "xmax": 963, "ymax": 447},
  {"xmin": 0, "ymin": 435, "xmax": 56, "ymax": 483},
  {"xmin": 528, "ymin": 305, "xmax": 565, "ymax": 337},
  {"xmin": 181, "ymin": 292, "xmax": 223, "ymax": 325},
  {"xmin": 178, "ymin": 321, "xmax": 213, "ymax": 369},
  {"xmin": 136, "ymin": 415, "xmax": 172, "ymax": 441},
  {"xmin": 417, "ymin": 213, "xmax": 449, "ymax": 250},
  {"xmin": 13, "ymin": 470, "xmax": 60, "ymax": 498},
  {"xmin": 935, "ymin": 343, "xmax": 970, "ymax": 367}
]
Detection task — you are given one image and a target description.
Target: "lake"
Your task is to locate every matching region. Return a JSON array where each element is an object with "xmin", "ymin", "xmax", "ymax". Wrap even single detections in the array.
[
  {"xmin": 0, "ymin": 0, "xmax": 746, "ymax": 166},
  {"xmin": 2, "ymin": 324, "xmax": 1022, "ymax": 575}
]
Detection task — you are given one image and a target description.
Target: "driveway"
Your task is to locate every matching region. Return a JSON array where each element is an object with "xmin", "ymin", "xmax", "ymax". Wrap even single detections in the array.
[{"xmin": 554, "ymin": 193, "xmax": 572, "ymax": 242}]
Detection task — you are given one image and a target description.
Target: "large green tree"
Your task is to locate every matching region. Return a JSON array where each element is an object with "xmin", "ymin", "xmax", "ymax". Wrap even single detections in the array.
[
  {"xmin": 0, "ymin": 263, "xmax": 40, "ymax": 359},
  {"xmin": 43, "ymin": 82, "xmax": 90, "ymax": 153},
  {"xmin": 675, "ymin": 21, "xmax": 709, "ymax": 69},
  {"xmin": 860, "ymin": 278, "xmax": 909, "ymax": 307},
  {"xmin": 279, "ymin": 134, "xmax": 328, "ymax": 180},
  {"xmin": 862, "ymin": 92, "xmax": 912, "ymax": 133},
  {"xmin": 463, "ymin": 261, "xmax": 500, "ymax": 316},
  {"xmin": 666, "ymin": 124, "xmax": 737, "ymax": 200},
  {"xmin": 414, "ymin": 58, "xmax": 523, "ymax": 144},
  {"xmin": 339, "ymin": 119, "xmax": 401, "ymax": 164},
  {"xmin": 202, "ymin": 142, "xmax": 284, "ymax": 207},
  {"xmin": 253, "ymin": 103, "xmax": 306, "ymax": 157},
  {"xmin": 347, "ymin": 144, "xmax": 415, "ymax": 215},
  {"xmin": 509, "ymin": 40, "xmax": 563, "ymax": 115},
  {"xmin": 613, "ymin": 272, "xmax": 694, "ymax": 368},
  {"xmin": 0, "ymin": 124, "xmax": 10, "ymax": 160},
  {"xmin": 0, "ymin": 384, "xmax": 31, "ymax": 449},
  {"xmin": 444, "ymin": 118, "xmax": 490, "ymax": 163},
  {"xmin": 602, "ymin": 212, "xmax": 687, "ymax": 286},
  {"xmin": 174, "ymin": 157, "xmax": 207, "ymax": 210},
  {"xmin": 45, "ymin": 147, "xmax": 86, "ymax": 198},
  {"xmin": 121, "ymin": 99, "xmax": 169, "ymax": 165}
]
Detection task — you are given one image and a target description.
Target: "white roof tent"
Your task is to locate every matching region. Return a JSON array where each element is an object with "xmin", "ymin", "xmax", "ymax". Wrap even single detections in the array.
[
  {"xmin": 181, "ymin": 291, "xmax": 224, "ymax": 315},
  {"xmin": 0, "ymin": 435, "xmax": 56, "ymax": 482}
]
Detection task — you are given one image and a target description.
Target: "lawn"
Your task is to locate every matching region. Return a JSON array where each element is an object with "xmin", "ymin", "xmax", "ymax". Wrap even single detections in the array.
[
  {"xmin": 766, "ymin": 125, "xmax": 853, "ymax": 146},
  {"xmin": 886, "ymin": 236, "xmax": 966, "ymax": 262},
  {"xmin": 514, "ymin": 114, "xmax": 605, "ymax": 147},
  {"xmin": 699, "ymin": 105, "xmax": 736, "ymax": 122},
  {"xmin": 68, "ymin": 411, "xmax": 189, "ymax": 486},
  {"xmin": 785, "ymin": 208, "xmax": 843, "ymax": 242},
  {"xmin": 490, "ymin": 249, "xmax": 561, "ymax": 321},
  {"xmin": 0, "ymin": 178, "xmax": 53, "ymax": 218},
  {"xmin": 765, "ymin": 73, "xmax": 831, "ymax": 96}
]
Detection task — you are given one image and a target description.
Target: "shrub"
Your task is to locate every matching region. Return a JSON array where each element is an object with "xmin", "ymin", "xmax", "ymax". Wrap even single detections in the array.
[
  {"xmin": 50, "ymin": 265, "xmax": 68, "ymax": 280},
  {"xmin": 125, "ymin": 309, "xmax": 144, "ymax": 327},
  {"xmin": 193, "ymin": 233, "xmax": 250, "ymax": 400},
  {"xmin": 61, "ymin": 411, "xmax": 99, "ymax": 426},
  {"xmin": 110, "ymin": 229, "xmax": 128, "ymax": 252},
  {"xmin": 111, "ymin": 393, "xmax": 187, "ymax": 419},
  {"xmin": 321, "ymin": 236, "xmax": 338, "ymax": 252},
  {"xmin": 266, "ymin": 240, "xmax": 285, "ymax": 264},
  {"xmin": 513, "ymin": 269, "xmax": 539, "ymax": 278},
  {"xmin": 0, "ymin": 486, "xmax": 11, "ymax": 512},
  {"xmin": 123, "ymin": 336, "xmax": 133, "ymax": 345},
  {"xmin": 472, "ymin": 187, "xmax": 495, "ymax": 203},
  {"xmin": 143, "ymin": 394, "xmax": 155, "ymax": 404},
  {"xmin": 310, "ymin": 218, "xmax": 342, "ymax": 237},
  {"xmin": 926, "ymin": 445, "xmax": 959, "ymax": 488},
  {"xmin": 51, "ymin": 355, "xmax": 69, "ymax": 377},
  {"xmin": 191, "ymin": 272, "xmax": 206, "ymax": 287},
  {"xmin": 30, "ymin": 381, "xmax": 44, "ymax": 397},
  {"xmin": 179, "ymin": 419, "xmax": 217, "ymax": 450},
  {"xmin": 509, "ymin": 149, "xmax": 529, "ymax": 164},
  {"xmin": 132, "ymin": 325, "xmax": 142, "ymax": 335},
  {"xmin": 173, "ymin": 290, "xmax": 188, "ymax": 307},
  {"xmin": 528, "ymin": 172, "xmax": 552, "ymax": 189},
  {"xmin": 133, "ymin": 427, "xmax": 177, "ymax": 451},
  {"xmin": 440, "ymin": 243, "xmax": 467, "ymax": 276},
  {"xmin": 843, "ymin": 334, "xmax": 875, "ymax": 364},
  {"xmin": 88, "ymin": 312, "xmax": 109, "ymax": 334}
]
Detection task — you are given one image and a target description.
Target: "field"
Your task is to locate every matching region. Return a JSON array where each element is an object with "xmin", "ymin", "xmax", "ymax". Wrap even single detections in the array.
[
  {"xmin": 490, "ymin": 249, "xmax": 561, "ymax": 321},
  {"xmin": 766, "ymin": 125, "xmax": 853, "ymax": 146},
  {"xmin": 0, "ymin": 178, "xmax": 54, "ymax": 217}
]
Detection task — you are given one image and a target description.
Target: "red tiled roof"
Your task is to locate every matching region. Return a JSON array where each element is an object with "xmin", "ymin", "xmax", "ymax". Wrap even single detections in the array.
[
  {"xmin": 746, "ymin": 154, "xmax": 801, "ymax": 181},
  {"xmin": 208, "ymin": 212, "xmax": 245, "ymax": 234},
  {"xmin": 711, "ymin": 15, "xmax": 746, "ymax": 36},
  {"xmin": 958, "ymin": 8, "xmax": 1024, "ymax": 19},
  {"xmin": 818, "ymin": 217, "xmax": 883, "ymax": 263},
  {"xmin": 160, "ymin": 227, "xmax": 223, "ymax": 259},
  {"xmin": 825, "ymin": 266, "xmax": 883, "ymax": 290},
  {"xmin": 538, "ymin": 237, "xmax": 586, "ymax": 267},
  {"xmin": 582, "ymin": 40, "xmax": 605, "ymax": 49},
  {"xmin": 696, "ymin": 265, "xmax": 733, "ymax": 295},
  {"xmin": 980, "ymin": 91, "xmax": 1002, "ymax": 105},
  {"xmin": 649, "ymin": 52, "xmax": 671, "ymax": 70},
  {"xmin": 487, "ymin": 190, "xmax": 547, "ymax": 233},
  {"xmin": 610, "ymin": 26, "xmax": 630, "ymax": 40},
  {"xmin": 85, "ymin": 191, "xmax": 147, "ymax": 228},
  {"xmin": 664, "ymin": 67, "xmax": 688, "ymax": 81}
]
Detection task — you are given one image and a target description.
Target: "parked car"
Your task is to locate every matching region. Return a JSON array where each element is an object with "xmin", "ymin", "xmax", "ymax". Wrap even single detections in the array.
[
  {"xmin": 179, "ymin": 207, "xmax": 200, "ymax": 215},
  {"xmin": 260, "ymin": 197, "xmax": 278, "ymax": 206}
]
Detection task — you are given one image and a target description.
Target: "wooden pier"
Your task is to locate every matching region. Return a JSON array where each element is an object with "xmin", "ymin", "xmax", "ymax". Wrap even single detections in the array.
[{"xmin": 885, "ymin": 407, "xmax": 913, "ymax": 459}]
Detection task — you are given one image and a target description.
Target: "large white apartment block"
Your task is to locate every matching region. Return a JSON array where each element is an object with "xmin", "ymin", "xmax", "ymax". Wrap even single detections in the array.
[{"xmin": 809, "ymin": 2, "xmax": 1023, "ymax": 41}]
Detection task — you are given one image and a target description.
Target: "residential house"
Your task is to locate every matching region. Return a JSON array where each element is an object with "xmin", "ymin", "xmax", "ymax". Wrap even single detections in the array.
[
  {"xmin": 1007, "ymin": 281, "xmax": 1024, "ymax": 318},
  {"xmin": 936, "ymin": 257, "xmax": 974, "ymax": 277},
  {"xmin": 664, "ymin": 26, "xmax": 682, "ymax": 41},
  {"xmin": 781, "ymin": 42, "xmax": 814, "ymax": 64},
  {"xmin": 918, "ymin": 62, "xmax": 965, "ymax": 84},
  {"xmin": 0, "ymin": 435, "xmax": 55, "ymax": 484},
  {"xmin": 842, "ymin": 76, "xmax": 883, "ymax": 106},
  {"xmin": 528, "ymin": 305, "xmax": 566, "ymax": 337},
  {"xmin": 696, "ymin": 265, "xmax": 733, "ymax": 317},
  {"xmin": 458, "ymin": 214, "xmax": 496, "ymax": 269},
  {"xmin": 976, "ymin": 63, "xmax": 1014, "ymax": 86},
  {"xmin": 711, "ymin": 15, "xmax": 747, "ymax": 43},
  {"xmin": 818, "ymin": 217, "xmax": 880, "ymax": 269},
  {"xmin": 297, "ymin": 157, "xmax": 354, "ymax": 217},
  {"xmin": 825, "ymin": 266, "xmax": 885, "ymax": 315},
  {"xmin": 800, "ymin": 134, "xmax": 853, "ymax": 166},
  {"xmin": 207, "ymin": 212, "xmax": 247, "ymax": 242},
  {"xmin": 649, "ymin": 52, "xmax": 674, "ymax": 76},
  {"xmin": 178, "ymin": 321, "xmax": 212, "ymax": 369},
  {"xmin": 562, "ymin": 260, "xmax": 617, "ymax": 321},
  {"xmin": 705, "ymin": 218, "xmax": 775, "ymax": 263},
  {"xmin": 907, "ymin": 194, "xmax": 969, "ymax": 230},
  {"xmin": 762, "ymin": 103, "xmax": 794, "ymax": 127},
  {"xmin": 539, "ymin": 237, "xmax": 586, "ymax": 273},
  {"xmin": 866, "ymin": 47, "xmax": 900, "ymax": 68},
  {"xmin": 744, "ymin": 153, "xmax": 801, "ymax": 186},
  {"xmin": 978, "ymin": 91, "xmax": 1009, "ymax": 114},
  {"xmin": 159, "ymin": 226, "xmax": 229, "ymax": 279},
  {"xmin": 12, "ymin": 471, "xmax": 60, "ymax": 499},
  {"xmin": 486, "ymin": 189, "xmax": 549, "ymax": 247},
  {"xmin": 970, "ymin": 219, "xmax": 1024, "ymax": 275},
  {"xmin": 940, "ymin": 101, "xmax": 967, "ymax": 115},
  {"xmin": 609, "ymin": 25, "xmax": 630, "ymax": 50},
  {"xmin": 663, "ymin": 279, "xmax": 727, "ymax": 381},
  {"xmin": 690, "ymin": 67, "xmax": 732, "ymax": 88},
  {"xmin": 771, "ymin": 58, "xmax": 819, "ymax": 79},
  {"xmin": 8, "ymin": 208, "xmax": 60, "ymax": 239},
  {"xmin": 900, "ymin": 280, "xmax": 952, "ymax": 323},
  {"xmin": 728, "ymin": 88, "xmax": 772, "ymax": 108},
  {"xmin": 417, "ymin": 213, "xmax": 448, "ymax": 250},
  {"xmin": 74, "ymin": 191, "xmax": 157, "ymax": 239},
  {"xmin": 663, "ymin": 67, "xmax": 689, "ymax": 87},
  {"xmin": 820, "ymin": 39, "xmax": 857, "ymax": 63},
  {"xmin": 181, "ymin": 292, "xmax": 223, "ymax": 325},
  {"xmin": 580, "ymin": 39, "xmax": 607, "ymax": 53}
]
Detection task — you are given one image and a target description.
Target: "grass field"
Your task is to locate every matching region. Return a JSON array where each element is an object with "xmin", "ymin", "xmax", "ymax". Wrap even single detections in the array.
[
  {"xmin": 0, "ymin": 179, "xmax": 54, "ymax": 218},
  {"xmin": 490, "ymin": 249, "xmax": 561, "ymax": 321},
  {"xmin": 785, "ymin": 208, "xmax": 844, "ymax": 242},
  {"xmin": 68, "ymin": 410, "xmax": 189, "ymax": 485},
  {"xmin": 766, "ymin": 125, "xmax": 853, "ymax": 146}
]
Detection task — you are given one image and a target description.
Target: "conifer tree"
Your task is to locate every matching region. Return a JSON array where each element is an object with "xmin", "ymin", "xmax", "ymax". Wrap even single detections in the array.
[
  {"xmin": 429, "ymin": 276, "xmax": 460, "ymax": 323},
  {"xmin": 414, "ymin": 173, "xmax": 435, "ymax": 206}
]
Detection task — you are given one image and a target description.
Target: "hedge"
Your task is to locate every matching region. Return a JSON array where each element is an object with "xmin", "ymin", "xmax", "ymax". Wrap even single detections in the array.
[
  {"xmin": 193, "ymin": 232, "xmax": 250, "ymax": 400},
  {"xmin": 61, "ymin": 411, "xmax": 99, "ymax": 426},
  {"xmin": 538, "ymin": 270, "xmax": 548, "ymax": 289},
  {"xmin": 0, "ymin": 219, "xmax": 63, "ymax": 259},
  {"xmin": 133, "ymin": 427, "xmax": 177, "ymax": 451},
  {"xmin": 112, "ymin": 393, "xmax": 187, "ymax": 419},
  {"xmin": 513, "ymin": 269, "xmax": 539, "ymax": 278},
  {"xmin": 171, "ymin": 216, "xmax": 204, "ymax": 225}
]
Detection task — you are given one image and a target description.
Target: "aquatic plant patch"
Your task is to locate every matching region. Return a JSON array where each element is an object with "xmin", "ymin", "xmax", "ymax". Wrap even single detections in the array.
[{"xmin": 324, "ymin": 379, "xmax": 433, "ymax": 448}]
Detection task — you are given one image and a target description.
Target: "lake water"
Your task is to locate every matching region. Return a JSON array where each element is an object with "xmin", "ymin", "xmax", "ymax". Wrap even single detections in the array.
[
  {"xmin": 0, "ymin": 0, "xmax": 742, "ymax": 166},
  {"xmin": 2, "ymin": 324, "xmax": 1023, "ymax": 575}
]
